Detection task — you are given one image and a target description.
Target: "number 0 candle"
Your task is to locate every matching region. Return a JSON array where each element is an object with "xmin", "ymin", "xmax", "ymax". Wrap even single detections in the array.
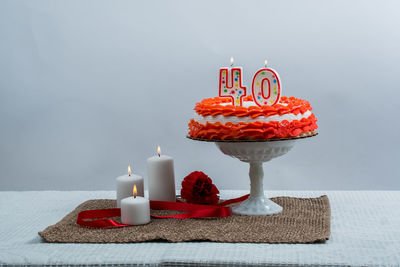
[{"xmin": 251, "ymin": 59, "xmax": 282, "ymax": 106}]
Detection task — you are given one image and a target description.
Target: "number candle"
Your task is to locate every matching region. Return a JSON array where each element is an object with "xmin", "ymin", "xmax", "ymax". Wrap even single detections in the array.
[
  {"xmin": 219, "ymin": 57, "xmax": 247, "ymax": 106},
  {"xmin": 251, "ymin": 59, "xmax": 282, "ymax": 106}
]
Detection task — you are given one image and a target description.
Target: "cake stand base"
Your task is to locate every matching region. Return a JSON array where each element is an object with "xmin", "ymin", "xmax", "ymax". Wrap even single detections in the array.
[{"xmin": 232, "ymin": 196, "xmax": 283, "ymax": 215}]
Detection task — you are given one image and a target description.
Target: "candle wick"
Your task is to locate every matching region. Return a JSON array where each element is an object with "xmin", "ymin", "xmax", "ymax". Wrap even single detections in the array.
[
  {"xmin": 158, "ymin": 153, "xmax": 160, "ymax": 157},
  {"xmin": 134, "ymin": 195, "xmax": 136, "ymax": 199},
  {"xmin": 128, "ymin": 174, "xmax": 131, "ymax": 176}
]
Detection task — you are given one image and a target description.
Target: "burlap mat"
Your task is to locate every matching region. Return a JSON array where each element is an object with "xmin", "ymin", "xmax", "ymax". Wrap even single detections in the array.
[{"xmin": 39, "ymin": 196, "xmax": 330, "ymax": 243}]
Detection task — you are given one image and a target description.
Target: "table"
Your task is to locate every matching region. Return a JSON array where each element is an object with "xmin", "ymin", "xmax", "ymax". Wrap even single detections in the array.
[{"xmin": 0, "ymin": 191, "xmax": 399, "ymax": 266}]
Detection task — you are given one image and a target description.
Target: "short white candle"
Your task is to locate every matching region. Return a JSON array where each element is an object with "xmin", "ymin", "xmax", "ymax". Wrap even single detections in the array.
[
  {"xmin": 121, "ymin": 185, "xmax": 150, "ymax": 225},
  {"xmin": 116, "ymin": 165, "xmax": 144, "ymax": 208},
  {"xmin": 147, "ymin": 146, "xmax": 176, "ymax": 202}
]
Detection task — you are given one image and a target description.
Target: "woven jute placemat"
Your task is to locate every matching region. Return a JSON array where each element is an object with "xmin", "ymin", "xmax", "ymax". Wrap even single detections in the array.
[{"xmin": 39, "ymin": 196, "xmax": 330, "ymax": 243}]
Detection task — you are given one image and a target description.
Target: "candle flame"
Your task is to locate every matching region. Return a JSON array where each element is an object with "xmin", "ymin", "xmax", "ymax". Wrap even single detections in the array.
[
  {"xmin": 133, "ymin": 184, "xmax": 137, "ymax": 197},
  {"xmin": 157, "ymin": 145, "xmax": 161, "ymax": 157},
  {"xmin": 264, "ymin": 59, "xmax": 268, "ymax": 67},
  {"xmin": 230, "ymin": 57, "xmax": 234, "ymax": 66},
  {"xmin": 128, "ymin": 165, "xmax": 131, "ymax": 176}
]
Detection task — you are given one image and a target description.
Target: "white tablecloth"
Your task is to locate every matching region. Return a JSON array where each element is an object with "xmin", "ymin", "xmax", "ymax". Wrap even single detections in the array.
[{"xmin": 0, "ymin": 191, "xmax": 399, "ymax": 266}]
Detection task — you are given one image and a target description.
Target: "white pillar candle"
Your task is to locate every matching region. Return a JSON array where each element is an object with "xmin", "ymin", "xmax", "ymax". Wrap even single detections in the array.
[
  {"xmin": 116, "ymin": 165, "xmax": 144, "ymax": 208},
  {"xmin": 147, "ymin": 146, "xmax": 176, "ymax": 202},
  {"xmin": 121, "ymin": 185, "xmax": 150, "ymax": 225}
]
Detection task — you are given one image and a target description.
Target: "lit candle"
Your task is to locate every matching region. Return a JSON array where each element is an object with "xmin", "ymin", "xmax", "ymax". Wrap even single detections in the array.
[
  {"xmin": 116, "ymin": 165, "xmax": 144, "ymax": 208},
  {"xmin": 219, "ymin": 57, "xmax": 247, "ymax": 106},
  {"xmin": 147, "ymin": 146, "xmax": 176, "ymax": 202},
  {"xmin": 121, "ymin": 185, "xmax": 151, "ymax": 225},
  {"xmin": 251, "ymin": 59, "xmax": 282, "ymax": 106}
]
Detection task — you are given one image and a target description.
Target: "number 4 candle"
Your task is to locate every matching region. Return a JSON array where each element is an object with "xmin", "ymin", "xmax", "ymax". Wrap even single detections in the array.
[{"xmin": 219, "ymin": 57, "xmax": 247, "ymax": 106}]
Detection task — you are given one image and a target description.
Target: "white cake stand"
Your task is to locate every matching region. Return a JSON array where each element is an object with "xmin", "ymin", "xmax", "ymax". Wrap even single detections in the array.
[{"xmin": 188, "ymin": 133, "xmax": 317, "ymax": 216}]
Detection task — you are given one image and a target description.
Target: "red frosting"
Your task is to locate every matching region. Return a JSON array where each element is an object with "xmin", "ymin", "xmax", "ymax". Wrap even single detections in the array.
[
  {"xmin": 188, "ymin": 95, "xmax": 318, "ymax": 140},
  {"xmin": 194, "ymin": 95, "xmax": 312, "ymax": 118}
]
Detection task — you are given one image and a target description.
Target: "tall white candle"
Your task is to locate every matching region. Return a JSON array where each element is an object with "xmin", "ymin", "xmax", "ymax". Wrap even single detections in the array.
[
  {"xmin": 121, "ymin": 185, "xmax": 150, "ymax": 225},
  {"xmin": 116, "ymin": 165, "xmax": 144, "ymax": 208},
  {"xmin": 147, "ymin": 146, "xmax": 176, "ymax": 202}
]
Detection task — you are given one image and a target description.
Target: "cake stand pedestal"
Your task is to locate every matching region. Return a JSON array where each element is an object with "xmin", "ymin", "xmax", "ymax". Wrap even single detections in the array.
[
  {"xmin": 188, "ymin": 134, "xmax": 317, "ymax": 216},
  {"xmin": 215, "ymin": 140, "xmax": 296, "ymax": 215}
]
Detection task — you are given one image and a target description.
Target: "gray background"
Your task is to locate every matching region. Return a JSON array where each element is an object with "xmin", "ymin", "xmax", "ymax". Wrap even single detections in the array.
[{"xmin": 1, "ymin": 0, "xmax": 399, "ymax": 191}]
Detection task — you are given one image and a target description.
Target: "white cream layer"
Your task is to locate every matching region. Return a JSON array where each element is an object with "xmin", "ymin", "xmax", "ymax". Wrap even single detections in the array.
[{"xmin": 193, "ymin": 110, "xmax": 313, "ymax": 124}]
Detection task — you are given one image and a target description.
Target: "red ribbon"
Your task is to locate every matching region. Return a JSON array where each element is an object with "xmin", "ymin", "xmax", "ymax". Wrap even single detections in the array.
[{"xmin": 77, "ymin": 194, "xmax": 249, "ymax": 228}]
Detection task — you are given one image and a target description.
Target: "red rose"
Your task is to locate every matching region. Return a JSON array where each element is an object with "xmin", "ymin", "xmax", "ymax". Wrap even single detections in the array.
[{"xmin": 181, "ymin": 171, "xmax": 220, "ymax": 205}]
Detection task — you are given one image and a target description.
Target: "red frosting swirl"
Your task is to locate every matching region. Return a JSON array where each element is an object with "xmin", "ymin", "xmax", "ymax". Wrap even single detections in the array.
[{"xmin": 194, "ymin": 95, "xmax": 312, "ymax": 118}]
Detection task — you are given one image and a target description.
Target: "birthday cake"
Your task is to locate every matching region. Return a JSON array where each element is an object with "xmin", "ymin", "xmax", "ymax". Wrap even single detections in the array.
[{"xmin": 188, "ymin": 60, "xmax": 318, "ymax": 141}]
